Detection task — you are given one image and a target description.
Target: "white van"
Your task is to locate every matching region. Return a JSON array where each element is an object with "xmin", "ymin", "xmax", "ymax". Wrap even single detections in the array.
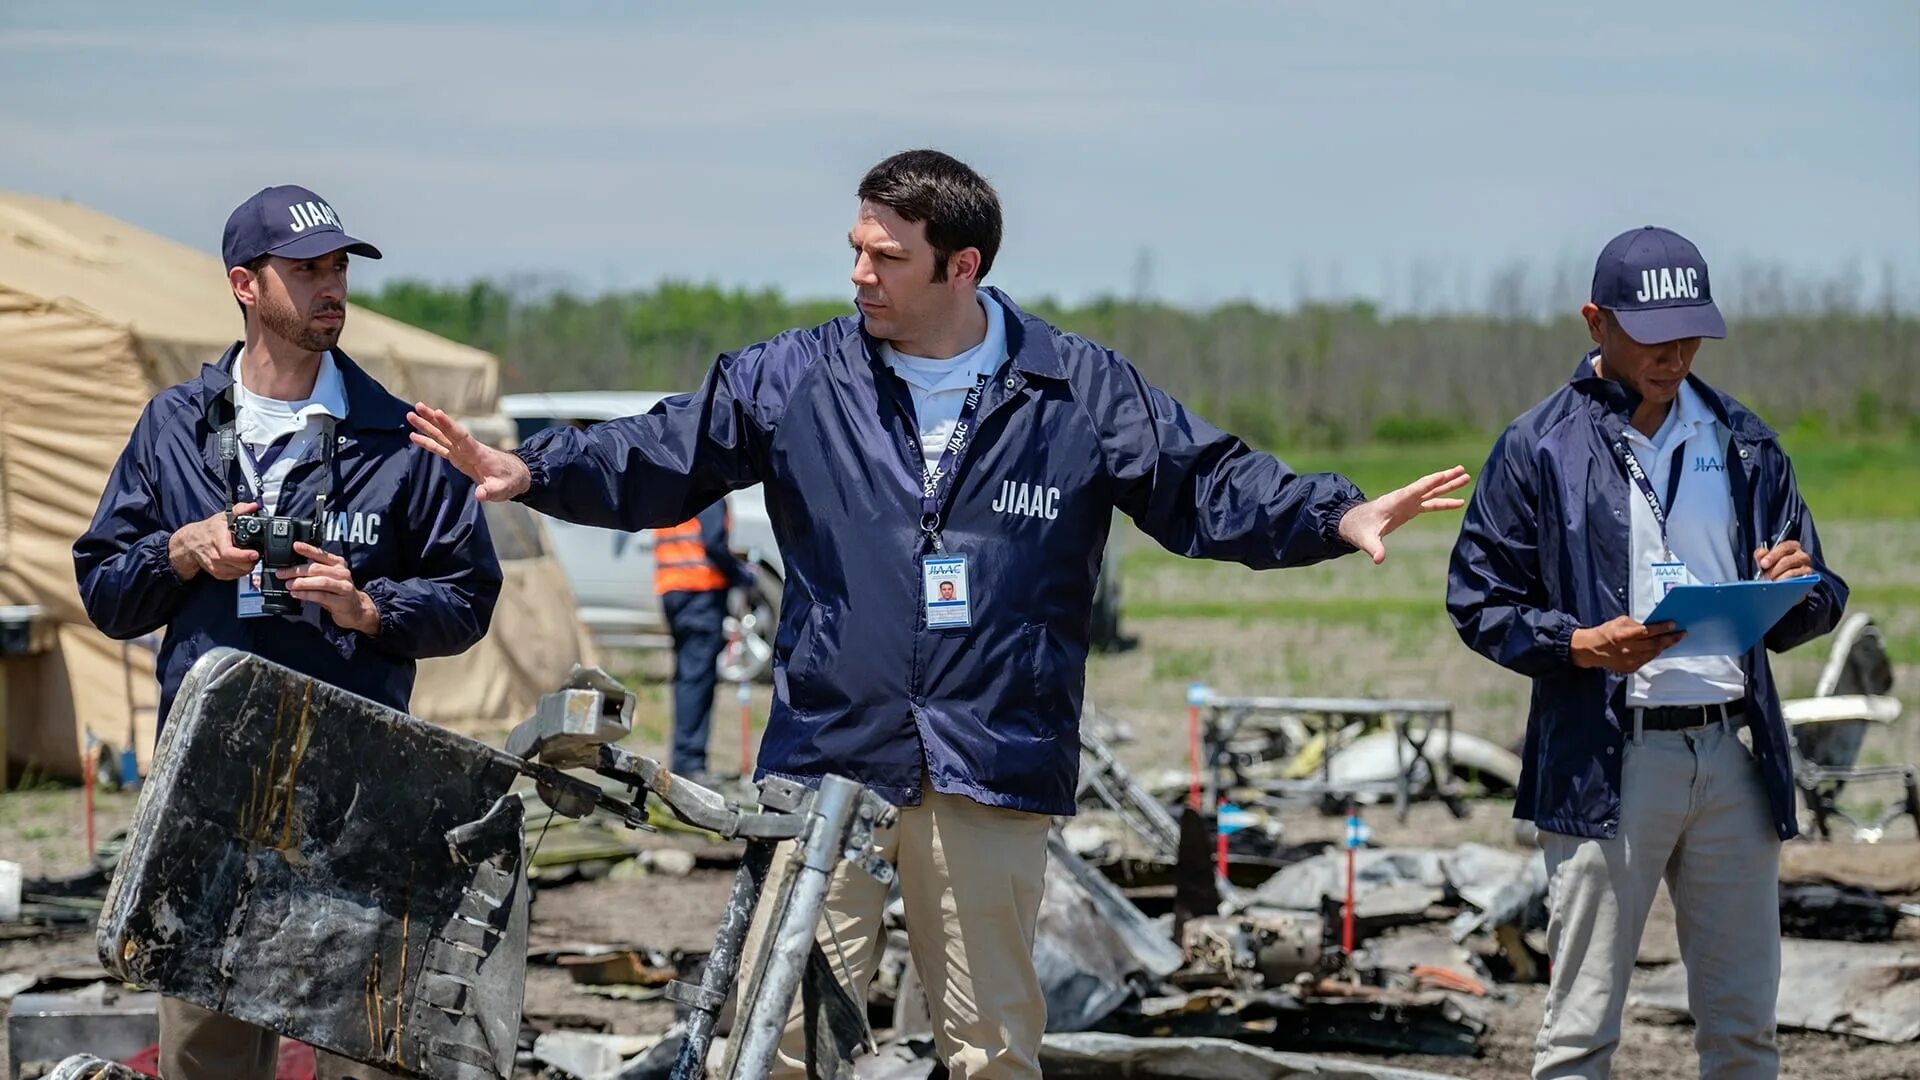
[{"xmin": 501, "ymin": 391, "xmax": 782, "ymax": 682}]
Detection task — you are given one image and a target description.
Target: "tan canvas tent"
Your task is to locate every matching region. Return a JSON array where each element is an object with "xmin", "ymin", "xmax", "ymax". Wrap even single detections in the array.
[{"xmin": 0, "ymin": 190, "xmax": 596, "ymax": 783}]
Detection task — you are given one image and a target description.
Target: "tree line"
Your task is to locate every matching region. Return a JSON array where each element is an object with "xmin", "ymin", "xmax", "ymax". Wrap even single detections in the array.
[{"xmin": 361, "ymin": 278, "xmax": 1918, "ymax": 448}]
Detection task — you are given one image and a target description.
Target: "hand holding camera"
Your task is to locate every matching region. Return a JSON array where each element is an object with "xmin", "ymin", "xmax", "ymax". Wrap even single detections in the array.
[
  {"xmin": 230, "ymin": 506, "xmax": 321, "ymax": 615},
  {"xmin": 166, "ymin": 503, "xmax": 378, "ymax": 634},
  {"xmin": 168, "ymin": 502, "xmax": 262, "ymax": 582},
  {"xmin": 277, "ymin": 542, "xmax": 379, "ymax": 635}
]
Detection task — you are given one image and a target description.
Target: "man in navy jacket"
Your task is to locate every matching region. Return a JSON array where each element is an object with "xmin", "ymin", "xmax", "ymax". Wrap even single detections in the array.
[
  {"xmin": 74, "ymin": 185, "xmax": 501, "ymax": 1080},
  {"xmin": 1449, "ymin": 227, "xmax": 1845, "ymax": 1080},
  {"xmin": 411, "ymin": 150, "xmax": 1468, "ymax": 1078}
]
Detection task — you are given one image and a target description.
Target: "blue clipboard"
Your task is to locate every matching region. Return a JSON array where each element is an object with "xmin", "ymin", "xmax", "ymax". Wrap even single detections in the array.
[{"xmin": 1643, "ymin": 574, "xmax": 1820, "ymax": 657}]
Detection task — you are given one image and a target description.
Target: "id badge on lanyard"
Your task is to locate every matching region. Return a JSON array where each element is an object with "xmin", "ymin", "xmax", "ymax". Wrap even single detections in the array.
[
  {"xmin": 917, "ymin": 374, "xmax": 990, "ymax": 629},
  {"xmin": 237, "ymin": 567, "xmax": 270, "ymax": 618},
  {"xmin": 1618, "ymin": 438, "xmax": 1691, "ymax": 593},
  {"xmin": 922, "ymin": 555, "xmax": 972, "ymax": 628}
]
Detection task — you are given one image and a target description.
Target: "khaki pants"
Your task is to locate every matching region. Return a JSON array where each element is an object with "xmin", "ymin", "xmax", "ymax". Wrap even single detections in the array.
[
  {"xmin": 159, "ymin": 996, "xmax": 405, "ymax": 1080},
  {"xmin": 1533, "ymin": 720, "xmax": 1782, "ymax": 1080},
  {"xmin": 737, "ymin": 786, "xmax": 1053, "ymax": 1080}
]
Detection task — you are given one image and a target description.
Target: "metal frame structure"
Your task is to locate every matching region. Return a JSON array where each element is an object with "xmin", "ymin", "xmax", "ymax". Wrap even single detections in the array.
[
  {"xmin": 1197, "ymin": 694, "xmax": 1460, "ymax": 823},
  {"xmin": 1785, "ymin": 613, "xmax": 1919, "ymax": 843},
  {"xmin": 505, "ymin": 674, "xmax": 897, "ymax": 1079},
  {"xmin": 1077, "ymin": 710, "xmax": 1181, "ymax": 857}
]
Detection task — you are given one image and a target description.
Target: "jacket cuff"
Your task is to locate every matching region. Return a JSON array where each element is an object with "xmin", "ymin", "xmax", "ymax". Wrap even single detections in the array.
[
  {"xmin": 1320, "ymin": 493, "xmax": 1366, "ymax": 554},
  {"xmin": 147, "ymin": 532, "xmax": 187, "ymax": 590},
  {"xmin": 1550, "ymin": 613, "xmax": 1578, "ymax": 664},
  {"xmin": 360, "ymin": 578, "xmax": 405, "ymax": 656},
  {"xmin": 512, "ymin": 445, "xmax": 549, "ymax": 499}
]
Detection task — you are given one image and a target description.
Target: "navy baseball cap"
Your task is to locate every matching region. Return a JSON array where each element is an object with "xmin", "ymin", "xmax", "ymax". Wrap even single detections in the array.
[
  {"xmin": 222, "ymin": 185, "xmax": 382, "ymax": 269},
  {"xmin": 1589, "ymin": 226, "xmax": 1725, "ymax": 344}
]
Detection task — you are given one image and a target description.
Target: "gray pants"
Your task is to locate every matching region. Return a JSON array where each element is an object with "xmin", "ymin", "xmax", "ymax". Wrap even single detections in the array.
[
  {"xmin": 159, "ymin": 996, "xmax": 405, "ymax": 1080},
  {"xmin": 1533, "ymin": 719, "xmax": 1782, "ymax": 1080}
]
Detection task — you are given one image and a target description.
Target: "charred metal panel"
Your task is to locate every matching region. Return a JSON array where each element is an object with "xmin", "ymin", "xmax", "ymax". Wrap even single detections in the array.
[{"xmin": 96, "ymin": 649, "xmax": 530, "ymax": 1079}]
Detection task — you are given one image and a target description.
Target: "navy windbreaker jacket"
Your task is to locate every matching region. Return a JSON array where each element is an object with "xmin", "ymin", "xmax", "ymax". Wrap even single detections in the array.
[
  {"xmin": 1447, "ymin": 355, "xmax": 1847, "ymax": 841},
  {"xmin": 515, "ymin": 289, "xmax": 1366, "ymax": 814},
  {"xmin": 74, "ymin": 345, "xmax": 502, "ymax": 728}
]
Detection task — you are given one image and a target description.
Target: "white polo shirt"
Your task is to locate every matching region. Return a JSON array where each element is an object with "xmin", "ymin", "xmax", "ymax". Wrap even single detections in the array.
[
  {"xmin": 232, "ymin": 351, "xmax": 348, "ymax": 515},
  {"xmin": 1617, "ymin": 376, "xmax": 1745, "ymax": 706}
]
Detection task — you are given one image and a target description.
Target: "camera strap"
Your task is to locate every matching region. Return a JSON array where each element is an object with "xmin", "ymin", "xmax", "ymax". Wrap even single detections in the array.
[{"xmin": 217, "ymin": 392, "xmax": 337, "ymax": 524}]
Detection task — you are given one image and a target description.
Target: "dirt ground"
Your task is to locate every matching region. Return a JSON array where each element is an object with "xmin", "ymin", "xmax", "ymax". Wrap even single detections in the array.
[
  {"xmin": 4, "ymin": 517, "xmax": 1919, "ymax": 1076},
  {"xmin": 7, "ymin": 791, "xmax": 1920, "ymax": 1078}
]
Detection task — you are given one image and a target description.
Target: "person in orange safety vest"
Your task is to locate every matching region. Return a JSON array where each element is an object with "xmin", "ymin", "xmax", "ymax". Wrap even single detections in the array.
[{"xmin": 653, "ymin": 500, "xmax": 747, "ymax": 779}]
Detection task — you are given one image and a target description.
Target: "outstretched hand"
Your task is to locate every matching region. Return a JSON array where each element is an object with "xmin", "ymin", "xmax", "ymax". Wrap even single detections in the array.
[
  {"xmin": 406, "ymin": 403, "xmax": 531, "ymax": 503},
  {"xmin": 1337, "ymin": 465, "xmax": 1472, "ymax": 564}
]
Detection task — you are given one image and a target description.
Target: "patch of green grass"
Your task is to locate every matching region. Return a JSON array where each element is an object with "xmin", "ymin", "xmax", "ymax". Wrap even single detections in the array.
[
  {"xmin": 1126, "ymin": 594, "xmax": 1441, "ymax": 626},
  {"xmin": 1284, "ymin": 655, "xmax": 1317, "ymax": 686},
  {"xmin": 1150, "ymin": 648, "xmax": 1211, "ymax": 683},
  {"xmin": 1883, "ymin": 633, "xmax": 1920, "ymax": 666},
  {"xmin": 1286, "ymin": 438, "xmax": 1493, "ymax": 509},
  {"xmin": 1268, "ymin": 432, "xmax": 1920, "ymax": 523},
  {"xmin": 1774, "ymin": 435, "xmax": 1920, "ymax": 521},
  {"xmin": 1852, "ymin": 585, "xmax": 1920, "ymax": 608}
]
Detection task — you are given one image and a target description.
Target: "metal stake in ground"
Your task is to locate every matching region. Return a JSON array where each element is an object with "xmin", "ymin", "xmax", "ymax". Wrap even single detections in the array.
[
  {"xmin": 1186, "ymin": 682, "xmax": 1207, "ymax": 810},
  {"xmin": 1342, "ymin": 797, "xmax": 1365, "ymax": 960}
]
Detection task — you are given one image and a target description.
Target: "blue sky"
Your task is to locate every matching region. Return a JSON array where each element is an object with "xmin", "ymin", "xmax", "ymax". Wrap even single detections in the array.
[{"xmin": 4, "ymin": 1, "xmax": 1916, "ymax": 311}]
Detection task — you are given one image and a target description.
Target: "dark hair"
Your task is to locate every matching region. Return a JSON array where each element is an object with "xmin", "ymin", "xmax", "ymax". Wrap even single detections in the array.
[
  {"xmin": 856, "ymin": 150, "xmax": 1002, "ymax": 283},
  {"xmin": 235, "ymin": 253, "xmax": 270, "ymax": 324}
]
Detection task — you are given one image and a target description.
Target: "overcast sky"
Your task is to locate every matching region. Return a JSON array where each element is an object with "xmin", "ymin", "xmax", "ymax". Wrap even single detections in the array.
[{"xmin": 4, "ymin": 1, "xmax": 1916, "ymax": 311}]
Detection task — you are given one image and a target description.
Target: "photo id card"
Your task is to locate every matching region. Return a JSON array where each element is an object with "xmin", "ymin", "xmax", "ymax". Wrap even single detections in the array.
[
  {"xmin": 1651, "ymin": 560, "xmax": 1691, "ymax": 597},
  {"xmin": 238, "ymin": 568, "xmax": 269, "ymax": 618},
  {"xmin": 923, "ymin": 554, "xmax": 972, "ymax": 629}
]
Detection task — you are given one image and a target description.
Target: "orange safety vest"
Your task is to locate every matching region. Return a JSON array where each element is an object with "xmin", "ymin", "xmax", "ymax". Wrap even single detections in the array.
[{"xmin": 652, "ymin": 509, "xmax": 731, "ymax": 595}]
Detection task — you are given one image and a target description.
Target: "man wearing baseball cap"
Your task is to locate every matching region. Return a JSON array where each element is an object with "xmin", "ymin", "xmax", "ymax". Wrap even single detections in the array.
[
  {"xmin": 74, "ymin": 186, "xmax": 501, "ymax": 1080},
  {"xmin": 1448, "ymin": 226, "xmax": 1847, "ymax": 1078}
]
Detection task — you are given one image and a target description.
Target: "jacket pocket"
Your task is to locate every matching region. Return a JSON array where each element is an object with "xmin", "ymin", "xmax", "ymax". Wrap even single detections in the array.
[
  {"xmin": 1022, "ymin": 622, "xmax": 1082, "ymax": 741},
  {"xmin": 1024, "ymin": 622, "xmax": 1046, "ymax": 710},
  {"xmin": 776, "ymin": 600, "xmax": 834, "ymax": 709}
]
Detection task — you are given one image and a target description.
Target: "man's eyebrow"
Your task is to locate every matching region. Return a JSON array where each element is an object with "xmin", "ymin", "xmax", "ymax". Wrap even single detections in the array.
[{"xmin": 849, "ymin": 232, "xmax": 905, "ymax": 254}]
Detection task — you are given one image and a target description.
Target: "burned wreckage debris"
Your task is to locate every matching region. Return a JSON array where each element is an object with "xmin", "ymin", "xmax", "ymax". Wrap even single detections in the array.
[
  {"xmin": 59, "ymin": 652, "xmax": 1495, "ymax": 1078},
  {"xmin": 89, "ymin": 649, "xmax": 901, "ymax": 1080},
  {"xmin": 117, "ymin": 658, "xmax": 1916, "ymax": 1075},
  {"xmin": 63, "ymin": 669, "xmax": 1920, "ymax": 1078},
  {"xmin": 98, "ymin": 649, "xmax": 534, "ymax": 1079}
]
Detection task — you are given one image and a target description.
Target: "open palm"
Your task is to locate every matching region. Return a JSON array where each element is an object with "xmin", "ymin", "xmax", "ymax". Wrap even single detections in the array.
[
  {"xmin": 1337, "ymin": 465, "xmax": 1472, "ymax": 564},
  {"xmin": 406, "ymin": 403, "xmax": 531, "ymax": 502}
]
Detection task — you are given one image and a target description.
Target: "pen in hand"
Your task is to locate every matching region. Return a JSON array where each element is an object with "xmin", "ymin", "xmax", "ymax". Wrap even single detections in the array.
[{"xmin": 1753, "ymin": 509, "xmax": 1798, "ymax": 580}]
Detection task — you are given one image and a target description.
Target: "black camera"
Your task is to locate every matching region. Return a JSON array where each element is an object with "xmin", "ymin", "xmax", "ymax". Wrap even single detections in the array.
[{"xmin": 231, "ymin": 512, "xmax": 320, "ymax": 616}]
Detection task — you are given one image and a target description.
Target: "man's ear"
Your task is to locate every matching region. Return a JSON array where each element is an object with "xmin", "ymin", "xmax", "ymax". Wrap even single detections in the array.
[
  {"xmin": 230, "ymin": 265, "xmax": 259, "ymax": 310},
  {"xmin": 1581, "ymin": 303, "xmax": 1606, "ymax": 347},
  {"xmin": 948, "ymin": 247, "xmax": 982, "ymax": 288}
]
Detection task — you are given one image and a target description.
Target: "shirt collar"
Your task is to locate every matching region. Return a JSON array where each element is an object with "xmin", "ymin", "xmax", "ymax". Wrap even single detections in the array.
[
  {"xmin": 234, "ymin": 349, "xmax": 350, "ymax": 421},
  {"xmin": 880, "ymin": 290, "xmax": 1008, "ymax": 381},
  {"xmin": 1673, "ymin": 378, "xmax": 1713, "ymax": 432}
]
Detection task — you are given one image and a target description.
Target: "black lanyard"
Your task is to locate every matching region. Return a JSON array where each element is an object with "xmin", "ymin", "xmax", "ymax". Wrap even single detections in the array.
[
  {"xmin": 217, "ymin": 395, "xmax": 336, "ymax": 518},
  {"xmin": 1615, "ymin": 438, "xmax": 1687, "ymax": 556},
  {"xmin": 916, "ymin": 373, "xmax": 991, "ymax": 552}
]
